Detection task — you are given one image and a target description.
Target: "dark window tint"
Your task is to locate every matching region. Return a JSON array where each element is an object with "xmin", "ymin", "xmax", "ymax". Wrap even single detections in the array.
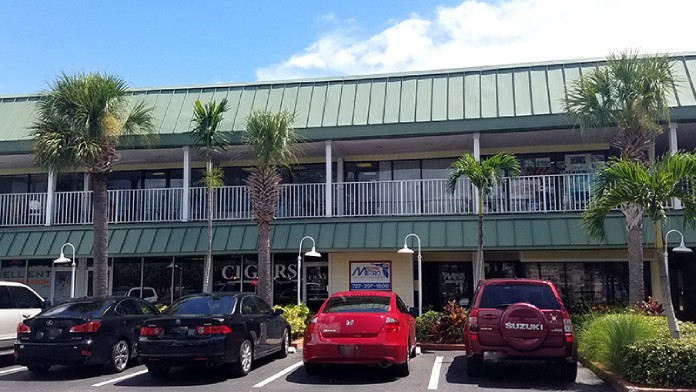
[
  {"xmin": 116, "ymin": 299, "xmax": 142, "ymax": 315},
  {"xmin": 478, "ymin": 284, "xmax": 560, "ymax": 309},
  {"xmin": 324, "ymin": 296, "xmax": 390, "ymax": 313},
  {"xmin": 396, "ymin": 295, "xmax": 408, "ymax": 313},
  {"xmin": 42, "ymin": 300, "xmax": 114, "ymax": 317},
  {"xmin": 9, "ymin": 286, "xmax": 43, "ymax": 308},
  {"xmin": 138, "ymin": 300, "xmax": 158, "ymax": 315},
  {"xmin": 166, "ymin": 295, "xmax": 236, "ymax": 315},
  {"xmin": 241, "ymin": 296, "xmax": 259, "ymax": 315},
  {"xmin": 253, "ymin": 296, "xmax": 272, "ymax": 314},
  {"xmin": 0, "ymin": 286, "xmax": 12, "ymax": 308}
]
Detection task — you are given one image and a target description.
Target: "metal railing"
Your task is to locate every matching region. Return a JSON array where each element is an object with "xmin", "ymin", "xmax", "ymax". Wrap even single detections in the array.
[{"xmin": 0, "ymin": 173, "xmax": 603, "ymax": 226}]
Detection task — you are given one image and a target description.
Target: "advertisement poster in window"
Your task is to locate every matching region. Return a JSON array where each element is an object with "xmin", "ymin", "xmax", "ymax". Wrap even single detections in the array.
[{"xmin": 349, "ymin": 261, "xmax": 391, "ymax": 291}]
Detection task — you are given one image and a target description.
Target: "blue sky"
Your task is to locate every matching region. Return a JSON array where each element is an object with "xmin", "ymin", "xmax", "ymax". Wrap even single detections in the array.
[{"xmin": 1, "ymin": 0, "xmax": 694, "ymax": 95}]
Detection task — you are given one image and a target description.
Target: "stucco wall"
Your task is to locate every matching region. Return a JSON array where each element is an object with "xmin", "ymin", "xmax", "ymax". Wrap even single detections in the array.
[{"xmin": 329, "ymin": 252, "xmax": 415, "ymax": 307}]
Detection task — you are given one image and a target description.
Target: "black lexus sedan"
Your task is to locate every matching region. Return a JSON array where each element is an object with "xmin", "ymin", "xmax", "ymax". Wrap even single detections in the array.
[
  {"xmin": 138, "ymin": 292, "xmax": 290, "ymax": 378},
  {"xmin": 15, "ymin": 296, "xmax": 159, "ymax": 374}
]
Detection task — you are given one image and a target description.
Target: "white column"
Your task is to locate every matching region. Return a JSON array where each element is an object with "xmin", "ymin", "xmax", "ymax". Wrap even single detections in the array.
[
  {"xmin": 45, "ymin": 170, "xmax": 55, "ymax": 226},
  {"xmin": 182, "ymin": 146, "xmax": 191, "ymax": 221},
  {"xmin": 325, "ymin": 140, "xmax": 333, "ymax": 217},
  {"xmin": 473, "ymin": 132, "xmax": 481, "ymax": 161},
  {"xmin": 668, "ymin": 123, "xmax": 682, "ymax": 209}
]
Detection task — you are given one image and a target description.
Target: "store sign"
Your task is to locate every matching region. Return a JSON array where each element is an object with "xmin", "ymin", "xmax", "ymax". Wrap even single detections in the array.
[
  {"xmin": 221, "ymin": 264, "xmax": 298, "ymax": 280},
  {"xmin": 350, "ymin": 261, "xmax": 391, "ymax": 291}
]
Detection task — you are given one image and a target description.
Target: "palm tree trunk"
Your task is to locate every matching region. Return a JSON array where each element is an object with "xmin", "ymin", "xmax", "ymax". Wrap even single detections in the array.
[
  {"xmin": 204, "ymin": 182, "xmax": 213, "ymax": 293},
  {"xmin": 475, "ymin": 189, "xmax": 485, "ymax": 286},
  {"xmin": 661, "ymin": 250, "xmax": 681, "ymax": 338},
  {"xmin": 626, "ymin": 212, "xmax": 645, "ymax": 305},
  {"xmin": 257, "ymin": 220, "xmax": 272, "ymax": 305},
  {"xmin": 92, "ymin": 173, "xmax": 109, "ymax": 297}
]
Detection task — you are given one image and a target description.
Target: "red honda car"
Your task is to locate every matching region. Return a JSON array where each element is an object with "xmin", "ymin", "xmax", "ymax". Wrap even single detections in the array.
[{"xmin": 303, "ymin": 290, "xmax": 417, "ymax": 377}]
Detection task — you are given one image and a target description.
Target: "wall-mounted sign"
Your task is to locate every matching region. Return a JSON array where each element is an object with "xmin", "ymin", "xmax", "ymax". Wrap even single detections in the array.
[{"xmin": 350, "ymin": 261, "xmax": 391, "ymax": 291}]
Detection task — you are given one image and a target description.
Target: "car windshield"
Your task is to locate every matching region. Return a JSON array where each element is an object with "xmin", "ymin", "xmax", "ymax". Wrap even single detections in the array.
[
  {"xmin": 478, "ymin": 284, "xmax": 560, "ymax": 309},
  {"xmin": 165, "ymin": 295, "xmax": 237, "ymax": 315},
  {"xmin": 41, "ymin": 300, "xmax": 114, "ymax": 317},
  {"xmin": 323, "ymin": 296, "xmax": 390, "ymax": 313}
]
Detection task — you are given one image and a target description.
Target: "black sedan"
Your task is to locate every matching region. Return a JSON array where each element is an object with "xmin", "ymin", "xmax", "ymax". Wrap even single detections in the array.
[
  {"xmin": 15, "ymin": 296, "xmax": 159, "ymax": 374},
  {"xmin": 138, "ymin": 292, "xmax": 290, "ymax": 378}
]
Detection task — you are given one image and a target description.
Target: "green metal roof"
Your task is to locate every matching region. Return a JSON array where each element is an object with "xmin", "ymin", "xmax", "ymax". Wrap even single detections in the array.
[
  {"xmin": 1, "ymin": 214, "xmax": 692, "ymax": 259},
  {"xmin": 3, "ymin": 54, "xmax": 696, "ymax": 150}
]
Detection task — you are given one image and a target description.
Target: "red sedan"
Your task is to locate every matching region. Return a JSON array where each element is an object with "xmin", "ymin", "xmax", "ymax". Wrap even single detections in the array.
[{"xmin": 303, "ymin": 290, "xmax": 417, "ymax": 377}]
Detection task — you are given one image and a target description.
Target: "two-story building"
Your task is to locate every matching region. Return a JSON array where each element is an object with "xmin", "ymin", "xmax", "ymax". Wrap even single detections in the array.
[{"xmin": 1, "ymin": 54, "xmax": 696, "ymax": 318}]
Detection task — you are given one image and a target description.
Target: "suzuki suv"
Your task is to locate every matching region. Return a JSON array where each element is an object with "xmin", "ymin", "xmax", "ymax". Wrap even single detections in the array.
[{"xmin": 463, "ymin": 279, "xmax": 577, "ymax": 382}]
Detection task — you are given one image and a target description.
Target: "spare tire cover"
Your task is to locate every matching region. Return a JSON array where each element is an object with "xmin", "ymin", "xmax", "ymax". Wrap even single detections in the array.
[{"xmin": 499, "ymin": 302, "xmax": 548, "ymax": 351}]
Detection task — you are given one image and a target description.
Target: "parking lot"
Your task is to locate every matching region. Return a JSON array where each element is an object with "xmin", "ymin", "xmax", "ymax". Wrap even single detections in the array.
[{"xmin": 0, "ymin": 349, "xmax": 611, "ymax": 392}]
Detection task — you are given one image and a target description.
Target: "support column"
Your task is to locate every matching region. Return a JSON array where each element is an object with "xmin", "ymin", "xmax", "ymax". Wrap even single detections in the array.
[
  {"xmin": 668, "ymin": 123, "xmax": 682, "ymax": 209},
  {"xmin": 325, "ymin": 140, "xmax": 333, "ymax": 217},
  {"xmin": 45, "ymin": 170, "xmax": 55, "ymax": 226},
  {"xmin": 473, "ymin": 132, "xmax": 481, "ymax": 161},
  {"xmin": 182, "ymin": 146, "xmax": 191, "ymax": 221}
]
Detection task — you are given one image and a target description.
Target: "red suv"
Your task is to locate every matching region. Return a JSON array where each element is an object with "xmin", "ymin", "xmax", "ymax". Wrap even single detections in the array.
[{"xmin": 463, "ymin": 279, "xmax": 577, "ymax": 382}]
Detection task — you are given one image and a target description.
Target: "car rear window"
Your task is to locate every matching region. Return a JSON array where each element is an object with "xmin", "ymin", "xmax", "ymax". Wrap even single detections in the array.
[
  {"xmin": 166, "ymin": 295, "xmax": 237, "ymax": 315},
  {"xmin": 323, "ymin": 296, "xmax": 390, "ymax": 313},
  {"xmin": 41, "ymin": 300, "xmax": 114, "ymax": 317},
  {"xmin": 478, "ymin": 284, "xmax": 560, "ymax": 309}
]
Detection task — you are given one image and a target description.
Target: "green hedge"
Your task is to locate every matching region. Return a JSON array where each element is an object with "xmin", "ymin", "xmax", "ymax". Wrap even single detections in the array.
[{"xmin": 623, "ymin": 337, "xmax": 696, "ymax": 388}]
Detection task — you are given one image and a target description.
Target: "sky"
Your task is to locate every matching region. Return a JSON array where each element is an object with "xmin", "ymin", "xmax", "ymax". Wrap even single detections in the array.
[{"xmin": 1, "ymin": 0, "xmax": 695, "ymax": 95}]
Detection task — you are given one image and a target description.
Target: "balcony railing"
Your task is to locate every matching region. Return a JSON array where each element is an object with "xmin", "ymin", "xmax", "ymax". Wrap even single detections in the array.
[{"xmin": 0, "ymin": 173, "xmax": 604, "ymax": 227}]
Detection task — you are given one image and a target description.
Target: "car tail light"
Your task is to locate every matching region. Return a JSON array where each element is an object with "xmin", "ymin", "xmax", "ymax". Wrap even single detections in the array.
[
  {"xmin": 195, "ymin": 325, "xmax": 231, "ymax": 335},
  {"xmin": 468, "ymin": 309, "xmax": 479, "ymax": 332},
  {"xmin": 139, "ymin": 326, "xmax": 163, "ymax": 336},
  {"xmin": 561, "ymin": 310, "xmax": 573, "ymax": 343},
  {"xmin": 382, "ymin": 317, "xmax": 400, "ymax": 333},
  {"xmin": 16, "ymin": 323, "xmax": 31, "ymax": 334},
  {"xmin": 69, "ymin": 321, "xmax": 102, "ymax": 333},
  {"xmin": 306, "ymin": 317, "xmax": 318, "ymax": 333}
]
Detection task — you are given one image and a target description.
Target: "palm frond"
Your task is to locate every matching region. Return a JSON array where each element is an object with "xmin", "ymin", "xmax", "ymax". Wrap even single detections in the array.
[{"xmin": 243, "ymin": 110, "xmax": 301, "ymax": 168}]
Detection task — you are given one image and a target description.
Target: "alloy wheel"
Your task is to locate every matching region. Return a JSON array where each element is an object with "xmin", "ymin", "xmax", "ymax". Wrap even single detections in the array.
[{"xmin": 112, "ymin": 340, "xmax": 130, "ymax": 372}]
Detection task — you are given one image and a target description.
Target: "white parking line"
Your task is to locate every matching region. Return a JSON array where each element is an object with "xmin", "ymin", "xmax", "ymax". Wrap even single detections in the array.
[
  {"xmin": 252, "ymin": 361, "xmax": 303, "ymax": 388},
  {"xmin": 0, "ymin": 366, "xmax": 25, "ymax": 375},
  {"xmin": 427, "ymin": 356, "xmax": 443, "ymax": 390},
  {"xmin": 92, "ymin": 369, "xmax": 148, "ymax": 387}
]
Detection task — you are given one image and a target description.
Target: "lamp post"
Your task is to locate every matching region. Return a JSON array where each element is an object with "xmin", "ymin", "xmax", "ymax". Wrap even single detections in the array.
[
  {"xmin": 297, "ymin": 236, "xmax": 321, "ymax": 306},
  {"xmin": 663, "ymin": 229, "xmax": 692, "ymax": 339},
  {"xmin": 398, "ymin": 233, "xmax": 422, "ymax": 316},
  {"xmin": 52, "ymin": 242, "xmax": 76, "ymax": 303}
]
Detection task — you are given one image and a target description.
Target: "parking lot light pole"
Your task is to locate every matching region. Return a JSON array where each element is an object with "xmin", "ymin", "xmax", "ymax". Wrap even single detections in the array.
[
  {"xmin": 663, "ymin": 229, "xmax": 692, "ymax": 339},
  {"xmin": 53, "ymin": 242, "xmax": 76, "ymax": 301},
  {"xmin": 297, "ymin": 236, "xmax": 321, "ymax": 306},
  {"xmin": 398, "ymin": 233, "xmax": 422, "ymax": 316}
]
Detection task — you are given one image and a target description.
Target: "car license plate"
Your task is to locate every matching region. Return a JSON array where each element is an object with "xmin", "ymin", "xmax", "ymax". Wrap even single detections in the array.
[{"xmin": 338, "ymin": 345, "xmax": 354, "ymax": 356}]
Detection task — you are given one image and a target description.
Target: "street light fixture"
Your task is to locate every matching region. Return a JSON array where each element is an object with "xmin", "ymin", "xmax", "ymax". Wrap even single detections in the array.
[
  {"xmin": 52, "ymin": 242, "xmax": 76, "ymax": 303},
  {"xmin": 297, "ymin": 236, "xmax": 321, "ymax": 306},
  {"xmin": 398, "ymin": 233, "xmax": 422, "ymax": 316},
  {"xmin": 663, "ymin": 229, "xmax": 692, "ymax": 339}
]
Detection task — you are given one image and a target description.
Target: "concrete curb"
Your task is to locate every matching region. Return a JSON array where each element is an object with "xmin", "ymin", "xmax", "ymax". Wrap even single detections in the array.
[
  {"xmin": 579, "ymin": 358, "xmax": 696, "ymax": 392},
  {"xmin": 417, "ymin": 343, "xmax": 465, "ymax": 351}
]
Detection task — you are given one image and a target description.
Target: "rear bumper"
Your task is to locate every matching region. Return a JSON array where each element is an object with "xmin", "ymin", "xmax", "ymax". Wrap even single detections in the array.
[
  {"xmin": 466, "ymin": 340, "xmax": 575, "ymax": 361},
  {"xmin": 14, "ymin": 340, "xmax": 106, "ymax": 366},
  {"xmin": 139, "ymin": 336, "xmax": 229, "ymax": 366},
  {"xmin": 303, "ymin": 338, "xmax": 407, "ymax": 366}
]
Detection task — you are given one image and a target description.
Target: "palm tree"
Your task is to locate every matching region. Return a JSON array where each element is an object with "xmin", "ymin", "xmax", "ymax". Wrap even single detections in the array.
[
  {"xmin": 582, "ymin": 153, "xmax": 696, "ymax": 338},
  {"xmin": 32, "ymin": 72, "xmax": 156, "ymax": 297},
  {"xmin": 566, "ymin": 50, "xmax": 677, "ymax": 303},
  {"xmin": 447, "ymin": 153, "xmax": 520, "ymax": 285},
  {"xmin": 189, "ymin": 98, "xmax": 230, "ymax": 293},
  {"xmin": 243, "ymin": 110, "xmax": 299, "ymax": 305}
]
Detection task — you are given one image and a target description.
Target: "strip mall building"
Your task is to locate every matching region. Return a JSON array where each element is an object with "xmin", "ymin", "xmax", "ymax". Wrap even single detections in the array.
[{"xmin": 1, "ymin": 55, "xmax": 695, "ymax": 319}]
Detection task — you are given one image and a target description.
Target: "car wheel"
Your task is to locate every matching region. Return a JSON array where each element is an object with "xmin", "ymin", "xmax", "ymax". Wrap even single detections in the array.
[
  {"xmin": 466, "ymin": 354, "xmax": 483, "ymax": 377},
  {"xmin": 276, "ymin": 328, "xmax": 290, "ymax": 359},
  {"xmin": 561, "ymin": 359, "xmax": 577, "ymax": 382},
  {"xmin": 104, "ymin": 339, "xmax": 130, "ymax": 373},
  {"xmin": 147, "ymin": 363, "xmax": 171, "ymax": 378},
  {"xmin": 230, "ymin": 339, "xmax": 253, "ymax": 377},
  {"xmin": 393, "ymin": 344, "xmax": 410, "ymax": 377},
  {"xmin": 27, "ymin": 363, "xmax": 51, "ymax": 374},
  {"xmin": 304, "ymin": 362, "xmax": 322, "ymax": 376}
]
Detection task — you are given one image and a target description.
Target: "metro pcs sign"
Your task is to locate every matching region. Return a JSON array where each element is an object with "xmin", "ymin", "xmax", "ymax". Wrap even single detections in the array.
[{"xmin": 350, "ymin": 261, "xmax": 391, "ymax": 291}]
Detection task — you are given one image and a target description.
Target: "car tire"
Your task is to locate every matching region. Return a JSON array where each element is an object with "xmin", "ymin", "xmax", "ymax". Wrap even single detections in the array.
[
  {"xmin": 146, "ymin": 363, "xmax": 171, "ymax": 378},
  {"xmin": 304, "ymin": 362, "xmax": 322, "ymax": 376},
  {"xmin": 561, "ymin": 359, "xmax": 577, "ymax": 382},
  {"xmin": 27, "ymin": 363, "xmax": 51, "ymax": 374},
  {"xmin": 393, "ymin": 344, "xmax": 411, "ymax": 377},
  {"xmin": 409, "ymin": 341, "xmax": 417, "ymax": 358},
  {"xmin": 466, "ymin": 354, "xmax": 483, "ymax": 377},
  {"xmin": 230, "ymin": 339, "xmax": 253, "ymax": 377},
  {"xmin": 276, "ymin": 328, "xmax": 290, "ymax": 359},
  {"xmin": 104, "ymin": 339, "xmax": 130, "ymax": 373}
]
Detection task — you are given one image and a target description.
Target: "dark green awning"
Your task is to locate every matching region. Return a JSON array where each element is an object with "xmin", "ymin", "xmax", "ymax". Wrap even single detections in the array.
[{"xmin": 0, "ymin": 214, "xmax": 692, "ymax": 260}]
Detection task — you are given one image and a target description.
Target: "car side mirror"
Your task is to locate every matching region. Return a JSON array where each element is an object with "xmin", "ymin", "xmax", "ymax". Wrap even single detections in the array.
[{"xmin": 273, "ymin": 308, "xmax": 284, "ymax": 317}]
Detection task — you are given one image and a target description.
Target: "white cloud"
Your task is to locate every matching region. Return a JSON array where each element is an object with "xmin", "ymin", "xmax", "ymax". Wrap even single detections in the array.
[{"xmin": 256, "ymin": 0, "xmax": 696, "ymax": 81}]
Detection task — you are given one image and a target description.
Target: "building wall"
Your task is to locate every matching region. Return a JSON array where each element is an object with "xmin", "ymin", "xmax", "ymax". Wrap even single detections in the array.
[{"xmin": 329, "ymin": 252, "xmax": 415, "ymax": 307}]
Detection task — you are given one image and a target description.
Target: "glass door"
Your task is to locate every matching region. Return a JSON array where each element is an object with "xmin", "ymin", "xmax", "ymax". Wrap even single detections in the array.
[{"xmin": 303, "ymin": 262, "xmax": 328, "ymax": 312}]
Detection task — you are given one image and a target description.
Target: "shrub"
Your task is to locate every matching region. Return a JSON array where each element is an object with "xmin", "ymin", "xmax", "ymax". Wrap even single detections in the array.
[
  {"xmin": 579, "ymin": 313, "xmax": 660, "ymax": 372},
  {"xmin": 432, "ymin": 300, "xmax": 467, "ymax": 344},
  {"xmin": 416, "ymin": 310, "xmax": 440, "ymax": 342},
  {"xmin": 569, "ymin": 303, "xmax": 629, "ymax": 333},
  {"xmin": 274, "ymin": 303, "xmax": 311, "ymax": 340},
  {"xmin": 623, "ymin": 337, "xmax": 696, "ymax": 388},
  {"xmin": 631, "ymin": 297, "xmax": 664, "ymax": 316}
]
